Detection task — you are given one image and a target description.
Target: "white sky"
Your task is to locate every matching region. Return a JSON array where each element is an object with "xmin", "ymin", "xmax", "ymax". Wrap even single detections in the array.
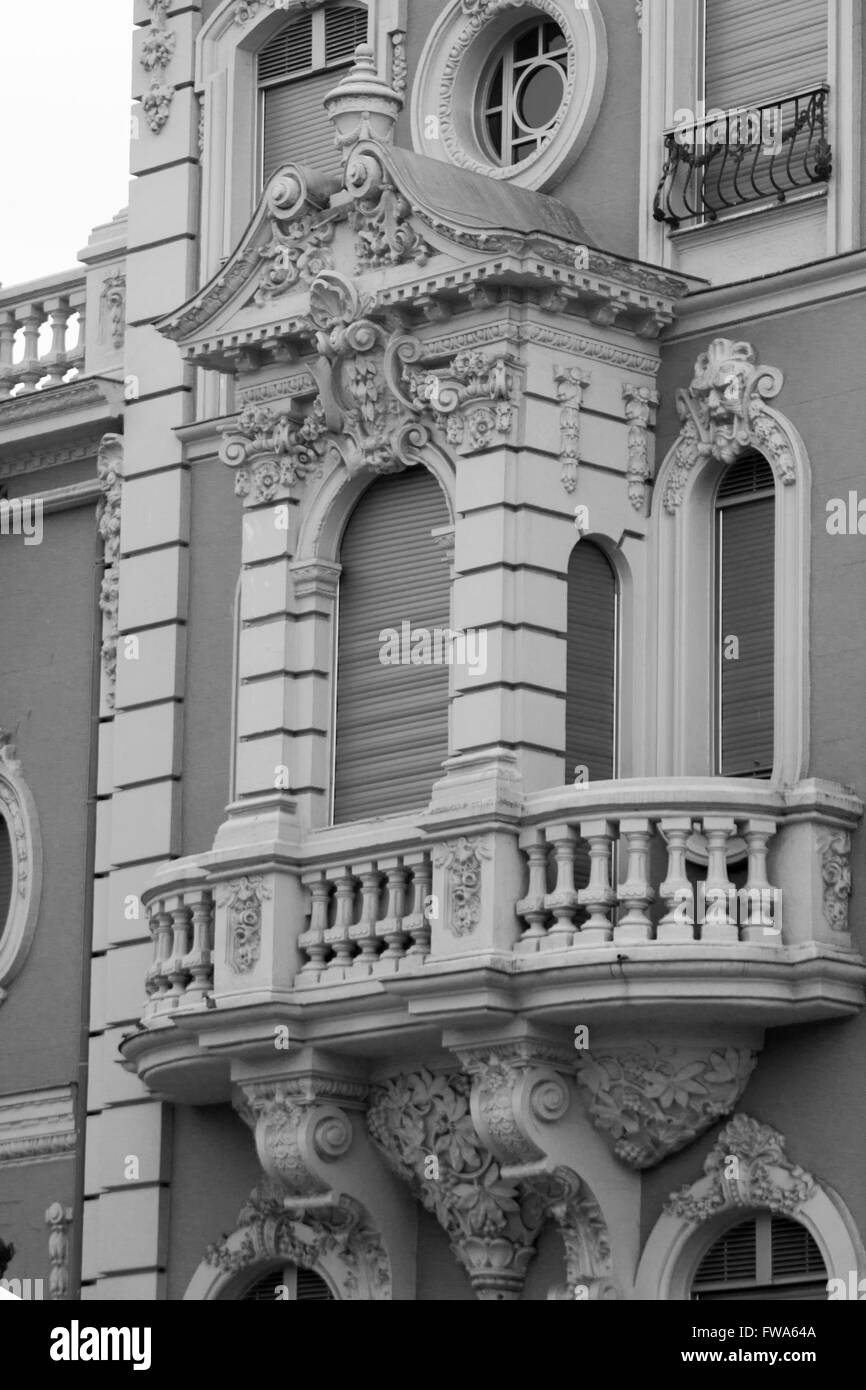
[{"xmin": 0, "ymin": 0, "xmax": 134, "ymax": 288}]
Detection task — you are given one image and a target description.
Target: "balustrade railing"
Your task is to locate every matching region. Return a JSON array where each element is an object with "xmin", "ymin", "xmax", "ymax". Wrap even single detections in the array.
[
  {"xmin": 144, "ymin": 876, "xmax": 214, "ymax": 1018},
  {"xmin": 0, "ymin": 271, "xmax": 87, "ymax": 400},
  {"xmin": 297, "ymin": 851, "xmax": 433, "ymax": 984}
]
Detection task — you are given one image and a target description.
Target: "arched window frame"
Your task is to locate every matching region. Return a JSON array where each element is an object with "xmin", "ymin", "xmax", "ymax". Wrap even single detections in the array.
[
  {"xmin": 0, "ymin": 734, "xmax": 42, "ymax": 1001},
  {"xmin": 196, "ymin": 0, "xmax": 406, "ymax": 283},
  {"xmin": 649, "ymin": 339, "xmax": 810, "ymax": 786}
]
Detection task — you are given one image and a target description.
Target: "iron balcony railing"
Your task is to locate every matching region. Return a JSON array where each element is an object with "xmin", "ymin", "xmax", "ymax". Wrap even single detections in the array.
[{"xmin": 653, "ymin": 86, "xmax": 831, "ymax": 230}]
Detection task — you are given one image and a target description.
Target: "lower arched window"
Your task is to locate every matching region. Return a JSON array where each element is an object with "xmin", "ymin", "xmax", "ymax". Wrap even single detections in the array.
[
  {"xmin": 0, "ymin": 815, "xmax": 13, "ymax": 938},
  {"xmin": 565, "ymin": 541, "xmax": 618, "ymax": 784},
  {"xmin": 691, "ymin": 1213, "xmax": 827, "ymax": 1301},
  {"xmin": 715, "ymin": 452, "xmax": 775, "ymax": 777},
  {"xmin": 332, "ymin": 468, "xmax": 451, "ymax": 824},
  {"xmin": 240, "ymin": 1265, "xmax": 336, "ymax": 1301}
]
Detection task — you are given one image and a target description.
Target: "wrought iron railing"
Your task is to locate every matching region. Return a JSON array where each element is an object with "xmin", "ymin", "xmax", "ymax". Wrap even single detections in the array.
[{"xmin": 653, "ymin": 86, "xmax": 831, "ymax": 229}]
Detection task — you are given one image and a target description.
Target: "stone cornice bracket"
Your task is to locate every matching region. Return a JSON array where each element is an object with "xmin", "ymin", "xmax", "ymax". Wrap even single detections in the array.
[
  {"xmin": 402, "ymin": 348, "xmax": 517, "ymax": 454},
  {"xmin": 453, "ymin": 1040, "xmax": 574, "ymax": 1174},
  {"xmin": 346, "ymin": 143, "xmax": 433, "ymax": 271},
  {"xmin": 234, "ymin": 1077, "xmax": 364, "ymax": 1201},
  {"xmin": 554, "ymin": 366, "xmax": 591, "ymax": 493},
  {"xmin": 45, "ymin": 1203, "xmax": 74, "ymax": 1300},
  {"xmin": 218, "ymin": 399, "xmax": 328, "ymax": 504},
  {"xmin": 664, "ymin": 1114, "xmax": 817, "ymax": 1222},
  {"xmin": 575, "ymin": 1041, "xmax": 758, "ymax": 1169},
  {"xmin": 254, "ymin": 166, "xmax": 341, "ymax": 305},
  {"xmin": 324, "ymin": 43, "xmax": 403, "ymax": 163},
  {"xmin": 96, "ymin": 434, "xmax": 124, "ymax": 707},
  {"xmin": 622, "ymin": 382, "xmax": 659, "ymax": 512},
  {"xmin": 663, "ymin": 338, "xmax": 795, "ymax": 513},
  {"xmin": 140, "ymin": 0, "xmax": 177, "ymax": 135}
]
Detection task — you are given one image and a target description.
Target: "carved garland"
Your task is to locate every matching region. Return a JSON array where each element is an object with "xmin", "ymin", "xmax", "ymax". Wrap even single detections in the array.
[
  {"xmin": 622, "ymin": 383, "xmax": 659, "ymax": 511},
  {"xmin": 817, "ymin": 830, "xmax": 852, "ymax": 933},
  {"xmin": 432, "ymin": 836, "xmax": 492, "ymax": 937},
  {"xmin": 215, "ymin": 876, "xmax": 271, "ymax": 973},
  {"xmin": 96, "ymin": 435, "xmax": 124, "ymax": 710},
  {"xmin": 554, "ymin": 366, "xmax": 591, "ymax": 493},
  {"xmin": 45, "ymin": 1204, "xmax": 73, "ymax": 1301},
  {"xmin": 141, "ymin": 0, "xmax": 177, "ymax": 135},
  {"xmin": 99, "ymin": 276, "xmax": 126, "ymax": 350},
  {"xmin": 664, "ymin": 1114, "xmax": 817, "ymax": 1222},
  {"xmin": 662, "ymin": 339, "xmax": 796, "ymax": 513}
]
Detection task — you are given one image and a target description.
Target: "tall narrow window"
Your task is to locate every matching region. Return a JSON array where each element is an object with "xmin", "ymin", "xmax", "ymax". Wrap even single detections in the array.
[
  {"xmin": 692, "ymin": 1213, "xmax": 827, "ymax": 1301},
  {"xmin": 716, "ymin": 452, "xmax": 775, "ymax": 777},
  {"xmin": 0, "ymin": 816, "xmax": 13, "ymax": 937},
  {"xmin": 333, "ymin": 470, "xmax": 451, "ymax": 824},
  {"xmin": 565, "ymin": 542, "xmax": 618, "ymax": 784},
  {"xmin": 258, "ymin": 4, "xmax": 367, "ymax": 187}
]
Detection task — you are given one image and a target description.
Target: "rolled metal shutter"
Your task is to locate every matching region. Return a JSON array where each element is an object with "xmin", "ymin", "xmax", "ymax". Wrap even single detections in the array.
[
  {"xmin": 565, "ymin": 542, "xmax": 617, "ymax": 784},
  {"xmin": 262, "ymin": 71, "xmax": 343, "ymax": 183},
  {"xmin": 705, "ymin": 0, "xmax": 828, "ymax": 109},
  {"xmin": 0, "ymin": 816, "xmax": 13, "ymax": 935},
  {"xmin": 333, "ymin": 469, "xmax": 451, "ymax": 824},
  {"xmin": 717, "ymin": 454, "xmax": 775, "ymax": 777}
]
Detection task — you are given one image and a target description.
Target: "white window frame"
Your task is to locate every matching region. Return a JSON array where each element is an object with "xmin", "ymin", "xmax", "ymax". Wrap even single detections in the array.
[{"xmin": 638, "ymin": 0, "xmax": 862, "ymax": 268}]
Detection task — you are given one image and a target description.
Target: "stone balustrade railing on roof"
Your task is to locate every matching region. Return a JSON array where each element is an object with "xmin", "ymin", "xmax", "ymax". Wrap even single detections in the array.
[{"xmin": 0, "ymin": 270, "xmax": 88, "ymax": 399}]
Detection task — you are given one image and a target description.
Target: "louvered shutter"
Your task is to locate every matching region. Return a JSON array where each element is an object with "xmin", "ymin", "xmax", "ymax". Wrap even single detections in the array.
[
  {"xmin": 0, "ymin": 816, "xmax": 13, "ymax": 936},
  {"xmin": 296, "ymin": 1268, "xmax": 335, "ymax": 1300},
  {"xmin": 693, "ymin": 1215, "xmax": 827, "ymax": 1300},
  {"xmin": 325, "ymin": 4, "xmax": 368, "ymax": 63},
  {"xmin": 262, "ymin": 71, "xmax": 343, "ymax": 182},
  {"xmin": 705, "ymin": 0, "xmax": 828, "ymax": 109},
  {"xmin": 333, "ymin": 470, "xmax": 451, "ymax": 824},
  {"xmin": 565, "ymin": 542, "xmax": 617, "ymax": 784},
  {"xmin": 258, "ymin": 15, "xmax": 314, "ymax": 84},
  {"xmin": 717, "ymin": 455, "xmax": 774, "ymax": 777},
  {"xmin": 240, "ymin": 1267, "xmax": 335, "ymax": 1300}
]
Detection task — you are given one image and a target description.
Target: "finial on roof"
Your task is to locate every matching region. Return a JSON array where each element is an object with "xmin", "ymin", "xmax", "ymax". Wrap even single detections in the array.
[{"xmin": 324, "ymin": 43, "xmax": 402, "ymax": 160}]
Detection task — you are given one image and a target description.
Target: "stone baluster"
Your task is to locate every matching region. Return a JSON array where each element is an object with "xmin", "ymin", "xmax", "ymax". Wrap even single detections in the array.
[
  {"xmin": 577, "ymin": 818, "xmax": 617, "ymax": 943},
  {"xmin": 15, "ymin": 303, "xmax": 44, "ymax": 391},
  {"xmin": 42, "ymin": 297, "xmax": 70, "ymax": 386},
  {"xmin": 324, "ymin": 869, "xmax": 358, "ymax": 974},
  {"xmin": 166, "ymin": 897, "xmax": 193, "ymax": 999},
  {"xmin": 182, "ymin": 889, "xmax": 214, "ymax": 1003},
  {"xmin": 376, "ymin": 858, "xmax": 409, "ymax": 968},
  {"xmin": 657, "ymin": 817, "xmax": 696, "ymax": 942},
  {"xmin": 298, "ymin": 870, "xmax": 332, "ymax": 974},
  {"xmin": 516, "ymin": 829, "xmax": 550, "ymax": 949},
  {"xmin": 349, "ymin": 863, "xmax": 383, "ymax": 973},
  {"xmin": 739, "ymin": 816, "xmax": 780, "ymax": 944},
  {"xmin": 67, "ymin": 288, "xmax": 86, "ymax": 369},
  {"xmin": 700, "ymin": 816, "xmax": 738, "ymax": 942},
  {"xmin": 543, "ymin": 824, "xmax": 580, "ymax": 947},
  {"xmin": 0, "ymin": 311, "xmax": 16, "ymax": 397},
  {"xmin": 145, "ymin": 900, "xmax": 173, "ymax": 1009},
  {"xmin": 402, "ymin": 852, "xmax": 432, "ymax": 958},
  {"xmin": 615, "ymin": 817, "xmax": 656, "ymax": 942}
]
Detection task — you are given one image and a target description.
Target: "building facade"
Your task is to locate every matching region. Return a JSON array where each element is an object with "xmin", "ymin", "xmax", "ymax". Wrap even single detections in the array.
[{"xmin": 1, "ymin": 0, "xmax": 865, "ymax": 1301}]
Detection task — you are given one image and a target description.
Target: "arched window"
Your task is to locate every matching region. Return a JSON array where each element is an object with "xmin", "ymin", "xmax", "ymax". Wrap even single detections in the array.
[
  {"xmin": 240, "ymin": 1265, "xmax": 336, "ymax": 1301},
  {"xmin": 258, "ymin": 3, "xmax": 368, "ymax": 187},
  {"xmin": 333, "ymin": 469, "xmax": 451, "ymax": 824},
  {"xmin": 0, "ymin": 815, "xmax": 12, "ymax": 938},
  {"xmin": 565, "ymin": 541, "xmax": 618, "ymax": 784},
  {"xmin": 715, "ymin": 451, "xmax": 775, "ymax": 777},
  {"xmin": 691, "ymin": 1213, "xmax": 827, "ymax": 1301}
]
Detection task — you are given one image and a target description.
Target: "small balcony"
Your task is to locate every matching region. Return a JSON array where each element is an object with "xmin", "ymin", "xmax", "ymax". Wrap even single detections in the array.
[
  {"xmin": 0, "ymin": 272, "xmax": 87, "ymax": 399},
  {"xmin": 653, "ymin": 86, "xmax": 831, "ymax": 230},
  {"xmin": 125, "ymin": 776, "xmax": 864, "ymax": 1103}
]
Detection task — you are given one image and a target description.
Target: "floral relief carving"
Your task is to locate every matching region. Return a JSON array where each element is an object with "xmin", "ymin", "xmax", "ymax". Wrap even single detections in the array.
[
  {"xmin": 254, "ymin": 171, "xmax": 338, "ymax": 305},
  {"xmin": 663, "ymin": 339, "xmax": 795, "ymax": 513},
  {"xmin": 99, "ymin": 276, "xmax": 126, "ymax": 350},
  {"xmin": 216, "ymin": 876, "xmax": 271, "ymax": 973},
  {"xmin": 575, "ymin": 1043, "xmax": 757, "ymax": 1169},
  {"xmin": 219, "ymin": 401, "xmax": 328, "ymax": 503},
  {"xmin": 404, "ymin": 351, "xmax": 514, "ymax": 451},
  {"xmin": 140, "ymin": 0, "xmax": 176, "ymax": 134},
  {"xmin": 622, "ymin": 383, "xmax": 659, "ymax": 511},
  {"xmin": 347, "ymin": 144, "xmax": 432, "ymax": 269},
  {"xmin": 664, "ymin": 1114, "xmax": 817, "ymax": 1223},
  {"xmin": 818, "ymin": 830, "xmax": 852, "ymax": 932},
  {"xmin": 432, "ymin": 836, "xmax": 492, "ymax": 937},
  {"xmin": 390, "ymin": 30, "xmax": 407, "ymax": 93},
  {"xmin": 96, "ymin": 435, "xmax": 124, "ymax": 710},
  {"xmin": 45, "ymin": 1203, "xmax": 74, "ymax": 1301},
  {"xmin": 554, "ymin": 366, "xmax": 591, "ymax": 493}
]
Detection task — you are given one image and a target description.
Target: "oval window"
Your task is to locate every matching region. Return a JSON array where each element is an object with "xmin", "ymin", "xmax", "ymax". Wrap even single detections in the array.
[{"xmin": 482, "ymin": 19, "xmax": 569, "ymax": 167}]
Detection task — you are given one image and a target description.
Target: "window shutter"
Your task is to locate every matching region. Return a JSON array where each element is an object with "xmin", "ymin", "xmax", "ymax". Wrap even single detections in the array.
[
  {"xmin": 566, "ymin": 542, "xmax": 617, "ymax": 783},
  {"xmin": 0, "ymin": 816, "xmax": 13, "ymax": 934},
  {"xmin": 717, "ymin": 454, "xmax": 774, "ymax": 777},
  {"xmin": 240, "ymin": 1269, "xmax": 286, "ymax": 1301},
  {"xmin": 771, "ymin": 1215, "xmax": 825, "ymax": 1281},
  {"xmin": 325, "ymin": 5, "xmax": 368, "ymax": 64},
  {"xmin": 262, "ymin": 70, "xmax": 343, "ymax": 182},
  {"xmin": 296, "ymin": 1268, "xmax": 335, "ymax": 1300},
  {"xmin": 333, "ymin": 469, "xmax": 451, "ymax": 824},
  {"xmin": 693, "ymin": 1214, "xmax": 827, "ymax": 1300},
  {"xmin": 258, "ymin": 15, "xmax": 314, "ymax": 84},
  {"xmin": 705, "ymin": 0, "xmax": 828, "ymax": 109},
  {"xmin": 239, "ymin": 1267, "xmax": 335, "ymax": 1300}
]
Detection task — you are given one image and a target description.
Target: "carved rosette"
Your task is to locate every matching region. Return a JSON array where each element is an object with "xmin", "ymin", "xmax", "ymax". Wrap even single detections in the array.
[
  {"xmin": 367, "ymin": 1068, "xmax": 541, "ymax": 1299},
  {"xmin": 205, "ymin": 1180, "xmax": 391, "ymax": 1300},
  {"xmin": 818, "ymin": 830, "xmax": 852, "ymax": 932},
  {"xmin": 96, "ymin": 435, "xmax": 124, "ymax": 709},
  {"xmin": 45, "ymin": 1203, "xmax": 73, "ymax": 1301},
  {"xmin": 663, "ymin": 339, "xmax": 795, "ymax": 513},
  {"xmin": 665, "ymin": 1114, "xmax": 817, "ymax": 1222},
  {"xmin": 216, "ymin": 876, "xmax": 271, "ymax": 973},
  {"xmin": 622, "ymin": 383, "xmax": 659, "ymax": 511},
  {"xmin": 140, "ymin": 0, "xmax": 176, "ymax": 134},
  {"xmin": 575, "ymin": 1043, "xmax": 757, "ymax": 1169},
  {"xmin": 554, "ymin": 366, "xmax": 591, "ymax": 492},
  {"xmin": 432, "ymin": 836, "xmax": 492, "ymax": 937}
]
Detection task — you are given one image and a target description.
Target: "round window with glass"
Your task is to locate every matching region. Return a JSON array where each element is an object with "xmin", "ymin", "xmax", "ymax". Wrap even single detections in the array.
[{"xmin": 481, "ymin": 18, "xmax": 570, "ymax": 167}]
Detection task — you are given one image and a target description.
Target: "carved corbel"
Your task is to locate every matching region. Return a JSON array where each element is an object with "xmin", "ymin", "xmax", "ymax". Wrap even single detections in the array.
[
  {"xmin": 235, "ymin": 1077, "xmax": 365, "ymax": 1201},
  {"xmin": 454, "ymin": 1040, "xmax": 573, "ymax": 1174},
  {"xmin": 402, "ymin": 350, "xmax": 516, "ymax": 453},
  {"xmin": 218, "ymin": 399, "xmax": 328, "ymax": 504},
  {"xmin": 346, "ymin": 146, "xmax": 432, "ymax": 270}
]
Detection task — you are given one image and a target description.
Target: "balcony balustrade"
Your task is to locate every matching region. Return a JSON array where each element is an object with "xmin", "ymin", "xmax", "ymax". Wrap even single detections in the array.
[
  {"xmin": 0, "ymin": 271, "xmax": 87, "ymax": 399},
  {"xmin": 143, "ymin": 867, "xmax": 215, "ymax": 1021}
]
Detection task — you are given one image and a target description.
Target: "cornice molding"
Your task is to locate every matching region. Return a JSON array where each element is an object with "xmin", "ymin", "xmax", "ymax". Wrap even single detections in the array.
[{"xmin": 0, "ymin": 1087, "xmax": 75, "ymax": 1166}]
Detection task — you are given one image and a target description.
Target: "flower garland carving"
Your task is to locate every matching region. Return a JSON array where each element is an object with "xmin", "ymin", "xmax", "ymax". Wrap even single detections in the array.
[
  {"xmin": 403, "ymin": 352, "xmax": 515, "ymax": 451},
  {"xmin": 664, "ymin": 1114, "xmax": 817, "ymax": 1223},
  {"xmin": 216, "ymin": 876, "xmax": 271, "ymax": 973},
  {"xmin": 97, "ymin": 435, "xmax": 124, "ymax": 710},
  {"xmin": 432, "ymin": 836, "xmax": 492, "ymax": 937},
  {"xmin": 818, "ymin": 830, "xmax": 852, "ymax": 932},
  {"xmin": 141, "ymin": 0, "xmax": 176, "ymax": 134},
  {"xmin": 554, "ymin": 366, "xmax": 591, "ymax": 493},
  {"xmin": 219, "ymin": 402, "xmax": 328, "ymax": 503},
  {"xmin": 622, "ymin": 383, "xmax": 659, "ymax": 511}
]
